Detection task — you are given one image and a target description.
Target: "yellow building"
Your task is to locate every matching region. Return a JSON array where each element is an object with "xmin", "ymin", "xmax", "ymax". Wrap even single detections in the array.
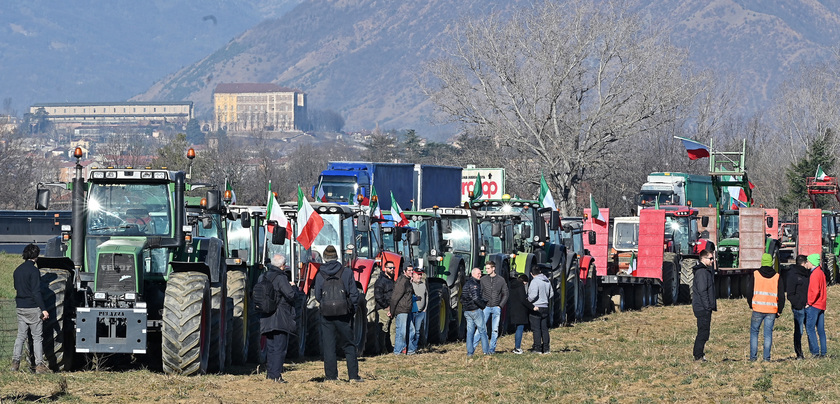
[{"xmin": 213, "ymin": 83, "xmax": 306, "ymax": 133}]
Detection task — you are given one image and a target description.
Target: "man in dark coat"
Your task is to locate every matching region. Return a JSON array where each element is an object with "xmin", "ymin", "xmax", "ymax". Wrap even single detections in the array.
[
  {"xmin": 389, "ymin": 265, "xmax": 414, "ymax": 355},
  {"xmin": 461, "ymin": 267, "xmax": 488, "ymax": 357},
  {"xmin": 260, "ymin": 254, "xmax": 298, "ymax": 383},
  {"xmin": 314, "ymin": 245, "xmax": 363, "ymax": 382},
  {"xmin": 692, "ymin": 250, "xmax": 717, "ymax": 362},
  {"xmin": 508, "ymin": 274, "xmax": 534, "ymax": 354},
  {"xmin": 373, "ymin": 261, "xmax": 397, "ymax": 352},
  {"xmin": 11, "ymin": 244, "xmax": 50, "ymax": 373},
  {"xmin": 786, "ymin": 255, "xmax": 810, "ymax": 359}
]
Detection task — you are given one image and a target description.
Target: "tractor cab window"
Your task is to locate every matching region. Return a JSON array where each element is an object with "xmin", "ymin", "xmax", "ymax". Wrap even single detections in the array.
[
  {"xmin": 87, "ymin": 183, "xmax": 171, "ymax": 236},
  {"xmin": 319, "ymin": 178, "xmax": 357, "ymax": 204},
  {"xmin": 409, "ymin": 220, "xmax": 432, "ymax": 261},
  {"xmin": 638, "ymin": 191, "xmax": 674, "ymax": 207},
  {"xmin": 613, "ymin": 222, "xmax": 639, "ymax": 250},
  {"xmin": 822, "ymin": 215, "xmax": 836, "ymax": 237},
  {"xmin": 195, "ymin": 213, "xmax": 222, "ymax": 238},
  {"xmin": 443, "ymin": 217, "xmax": 472, "ymax": 253},
  {"xmin": 227, "ymin": 219, "xmax": 252, "ymax": 264},
  {"xmin": 308, "ymin": 213, "xmax": 343, "ymax": 262},
  {"xmin": 721, "ymin": 214, "xmax": 740, "ymax": 239}
]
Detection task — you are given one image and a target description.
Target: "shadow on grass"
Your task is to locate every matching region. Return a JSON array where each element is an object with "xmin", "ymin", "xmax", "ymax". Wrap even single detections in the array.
[{"xmin": 1, "ymin": 391, "xmax": 67, "ymax": 402}]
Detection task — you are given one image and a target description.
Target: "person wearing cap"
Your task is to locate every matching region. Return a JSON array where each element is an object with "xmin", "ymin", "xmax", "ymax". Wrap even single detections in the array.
[
  {"xmin": 474, "ymin": 261, "xmax": 508, "ymax": 354},
  {"xmin": 692, "ymin": 249, "xmax": 717, "ymax": 362},
  {"xmin": 528, "ymin": 265, "xmax": 553, "ymax": 354},
  {"xmin": 389, "ymin": 265, "xmax": 415, "ymax": 355},
  {"xmin": 804, "ymin": 253, "xmax": 827, "ymax": 357},
  {"xmin": 745, "ymin": 253, "xmax": 785, "ymax": 361},
  {"xmin": 314, "ymin": 245, "xmax": 363, "ymax": 382},
  {"xmin": 407, "ymin": 268, "xmax": 428, "ymax": 355},
  {"xmin": 373, "ymin": 261, "xmax": 397, "ymax": 353},
  {"xmin": 786, "ymin": 255, "xmax": 811, "ymax": 359}
]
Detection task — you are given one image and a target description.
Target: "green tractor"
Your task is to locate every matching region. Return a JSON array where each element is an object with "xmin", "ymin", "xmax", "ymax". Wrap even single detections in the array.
[{"xmin": 35, "ymin": 153, "xmax": 229, "ymax": 375}]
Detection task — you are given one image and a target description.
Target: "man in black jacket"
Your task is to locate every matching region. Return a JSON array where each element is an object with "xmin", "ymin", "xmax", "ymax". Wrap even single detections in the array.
[
  {"xmin": 373, "ymin": 261, "xmax": 397, "ymax": 353},
  {"xmin": 475, "ymin": 261, "xmax": 508, "ymax": 354},
  {"xmin": 389, "ymin": 265, "xmax": 414, "ymax": 355},
  {"xmin": 260, "ymin": 254, "xmax": 298, "ymax": 383},
  {"xmin": 314, "ymin": 245, "xmax": 362, "ymax": 382},
  {"xmin": 692, "ymin": 250, "xmax": 717, "ymax": 362},
  {"xmin": 461, "ymin": 267, "xmax": 488, "ymax": 357},
  {"xmin": 786, "ymin": 255, "xmax": 810, "ymax": 359},
  {"xmin": 11, "ymin": 244, "xmax": 50, "ymax": 374}
]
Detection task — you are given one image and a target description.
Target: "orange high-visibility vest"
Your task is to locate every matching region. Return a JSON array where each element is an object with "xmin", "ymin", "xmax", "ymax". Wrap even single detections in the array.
[{"xmin": 752, "ymin": 272, "xmax": 780, "ymax": 314}]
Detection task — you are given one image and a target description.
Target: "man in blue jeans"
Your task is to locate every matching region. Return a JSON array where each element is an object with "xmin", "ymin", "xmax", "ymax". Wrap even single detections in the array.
[
  {"xmin": 389, "ymin": 265, "xmax": 414, "ymax": 355},
  {"xmin": 473, "ymin": 261, "xmax": 508, "ymax": 354},
  {"xmin": 786, "ymin": 255, "xmax": 810, "ymax": 359},
  {"xmin": 462, "ymin": 267, "xmax": 489, "ymax": 357},
  {"xmin": 407, "ymin": 268, "xmax": 427, "ymax": 355},
  {"xmin": 745, "ymin": 253, "xmax": 785, "ymax": 361}
]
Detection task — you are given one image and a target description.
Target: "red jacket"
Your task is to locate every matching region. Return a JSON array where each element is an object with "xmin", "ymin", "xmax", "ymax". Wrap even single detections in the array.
[{"xmin": 808, "ymin": 268, "xmax": 827, "ymax": 311}]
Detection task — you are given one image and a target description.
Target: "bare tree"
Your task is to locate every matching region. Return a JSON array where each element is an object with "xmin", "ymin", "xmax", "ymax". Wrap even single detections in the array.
[{"xmin": 421, "ymin": 0, "xmax": 703, "ymax": 214}]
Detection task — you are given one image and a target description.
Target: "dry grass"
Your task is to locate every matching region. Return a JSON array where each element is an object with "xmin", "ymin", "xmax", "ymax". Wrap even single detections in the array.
[
  {"xmin": 0, "ymin": 253, "xmax": 19, "ymax": 298},
  {"xmin": 2, "ymin": 288, "xmax": 840, "ymax": 403}
]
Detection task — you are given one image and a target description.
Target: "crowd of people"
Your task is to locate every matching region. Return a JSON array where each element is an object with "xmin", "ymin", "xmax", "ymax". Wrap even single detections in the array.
[{"xmin": 692, "ymin": 250, "xmax": 829, "ymax": 362}]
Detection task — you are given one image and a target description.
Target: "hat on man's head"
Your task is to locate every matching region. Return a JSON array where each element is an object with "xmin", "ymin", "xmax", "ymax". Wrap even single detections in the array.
[
  {"xmin": 413, "ymin": 267, "xmax": 424, "ymax": 274},
  {"xmin": 323, "ymin": 245, "xmax": 338, "ymax": 261},
  {"xmin": 808, "ymin": 253, "xmax": 821, "ymax": 267},
  {"xmin": 761, "ymin": 253, "xmax": 773, "ymax": 267}
]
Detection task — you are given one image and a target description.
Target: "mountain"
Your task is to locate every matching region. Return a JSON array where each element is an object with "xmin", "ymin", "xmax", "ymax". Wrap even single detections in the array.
[
  {"xmin": 133, "ymin": 0, "xmax": 840, "ymax": 138},
  {"xmin": 0, "ymin": 0, "xmax": 302, "ymax": 115}
]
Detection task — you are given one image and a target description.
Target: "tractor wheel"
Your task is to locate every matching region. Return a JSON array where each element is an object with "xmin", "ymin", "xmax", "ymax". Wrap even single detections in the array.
[
  {"xmin": 730, "ymin": 276, "xmax": 741, "ymax": 299},
  {"xmin": 448, "ymin": 265, "xmax": 465, "ymax": 341},
  {"xmin": 226, "ymin": 271, "xmax": 248, "ymax": 365},
  {"xmin": 618, "ymin": 286, "xmax": 631, "ymax": 312},
  {"xmin": 246, "ymin": 284, "xmax": 261, "ymax": 363},
  {"xmin": 679, "ymin": 258, "xmax": 697, "ymax": 304},
  {"xmin": 740, "ymin": 273, "xmax": 750, "ymax": 297},
  {"xmin": 287, "ymin": 291, "xmax": 307, "ymax": 359},
  {"xmin": 364, "ymin": 267, "xmax": 382, "ymax": 355},
  {"xmin": 633, "ymin": 285, "xmax": 645, "ymax": 309},
  {"xmin": 584, "ymin": 265, "xmax": 598, "ymax": 318},
  {"xmin": 427, "ymin": 282, "xmax": 451, "ymax": 344},
  {"xmin": 303, "ymin": 295, "xmax": 322, "ymax": 357},
  {"xmin": 24, "ymin": 269, "xmax": 73, "ymax": 372},
  {"xmin": 162, "ymin": 272, "xmax": 211, "ymax": 376},
  {"xmin": 224, "ymin": 295, "xmax": 233, "ymax": 369},
  {"xmin": 825, "ymin": 253, "xmax": 837, "ymax": 286},
  {"xmin": 662, "ymin": 259, "xmax": 679, "ymax": 305},
  {"xmin": 208, "ymin": 278, "xmax": 227, "ymax": 373},
  {"xmin": 351, "ymin": 287, "xmax": 367, "ymax": 355},
  {"xmin": 719, "ymin": 276, "xmax": 732, "ymax": 299}
]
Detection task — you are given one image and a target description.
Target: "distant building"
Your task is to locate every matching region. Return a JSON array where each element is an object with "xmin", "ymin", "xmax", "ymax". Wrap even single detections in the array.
[
  {"xmin": 213, "ymin": 83, "xmax": 306, "ymax": 133},
  {"xmin": 29, "ymin": 101, "xmax": 193, "ymax": 130}
]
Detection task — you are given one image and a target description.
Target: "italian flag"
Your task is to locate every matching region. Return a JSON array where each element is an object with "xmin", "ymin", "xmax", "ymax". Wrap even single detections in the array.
[
  {"xmin": 296, "ymin": 186, "xmax": 324, "ymax": 250},
  {"xmin": 538, "ymin": 173, "xmax": 556, "ymax": 211},
  {"xmin": 628, "ymin": 251, "xmax": 637, "ymax": 274},
  {"xmin": 225, "ymin": 178, "xmax": 237, "ymax": 204},
  {"xmin": 266, "ymin": 181, "xmax": 289, "ymax": 239},
  {"xmin": 370, "ymin": 185, "xmax": 383, "ymax": 220},
  {"xmin": 590, "ymin": 194, "xmax": 604, "ymax": 222},
  {"xmin": 315, "ymin": 182, "xmax": 327, "ymax": 202},
  {"xmin": 391, "ymin": 191, "xmax": 409, "ymax": 227},
  {"xmin": 816, "ymin": 164, "xmax": 828, "ymax": 180}
]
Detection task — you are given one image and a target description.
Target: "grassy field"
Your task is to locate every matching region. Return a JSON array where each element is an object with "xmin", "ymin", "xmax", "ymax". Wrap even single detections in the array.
[
  {"xmin": 0, "ymin": 253, "xmax": 19, "ymax": 299},
  {"xmin": 1, "ymin": 286, "xmax": 840, "ymax": 403}
]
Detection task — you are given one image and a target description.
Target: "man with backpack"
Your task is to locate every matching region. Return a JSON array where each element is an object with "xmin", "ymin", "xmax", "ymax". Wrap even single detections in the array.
[
  {"xmin": 314, "ymin": 245, "xmax": 363, "ymax": 382},
  {"xmin": 258, "ymin": 254, "xmax": 298, "ymax": 383},
  {"xmin": 389, "ymin": 265, "xmax": 415, "ymax": 355}
]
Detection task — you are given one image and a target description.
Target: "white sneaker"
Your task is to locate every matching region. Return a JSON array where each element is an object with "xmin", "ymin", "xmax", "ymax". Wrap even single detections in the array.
[{"xmin": 513, "ymin": 348, "xmax": 523, "ymax": 355}]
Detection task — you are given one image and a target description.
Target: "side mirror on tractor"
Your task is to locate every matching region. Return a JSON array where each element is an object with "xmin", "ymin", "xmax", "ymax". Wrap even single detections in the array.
[
  {"xmin": 766, "ymin": 216, "xmax": 774, "ymax": 228},
  {"xmin": 271, "ymin": 225, "xmax": 286, "ymax": 245},
  {"xmin": 408, "ymin": 230, "xmax": 421, "ymax": 246},
  {"xmin": 205, "ymin": 190, "xmax": 223, "ymax": 212},
  {"xmin": 549, "ymin": 211, "xmax": 560, "ymax": 231},
  {"xmin": 356, "ymin": 214, "xmax": 371, "ymax": 232},
  {"xmin": 491, "ymin": 222, "xmax": 502, "ymax": 237},
  {"xmin": 240, "ymin": 211, "xmax": 251, "ymax": 228},
  {"xmin": 588, "ymin": 231, "xmax": 597, "ymax": 245},
  {"xmin": 701, "ymin": 216, "xmax": 710, "ymax": 227},
  {"xmin": 36, "ymin": 188, "xmax": 50, "ymax": 210}
]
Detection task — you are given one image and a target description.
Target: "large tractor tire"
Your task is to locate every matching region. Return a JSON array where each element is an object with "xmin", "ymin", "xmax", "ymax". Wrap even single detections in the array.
[
  {"xmin": 447, "ymin": 264, "xmax": 466, "ymax": 341},
  {"xmin": 583, "ymin": 264, "xmax": 598, "ymax": 319},
  {"xmin": 679, "ymin": 258, "xmax": 697, "ymax": 304},
  {"xmin": 618, "ymin": 286, "xmax": 631, "ymax": 312},
  {"xmin": 662, "ymin": 259, "xmax": 679, "ymax": 305},
  {"xmin": 427, "ymin": 282, "xmax": 451, "ymax": 344},
  {"xmin": 719, "ymin": 276, "xmax": 732, "ymax": 299},
  {"xmin": 573, "ymin": 271, "xmax": 584, "ymax": 321},
  {"xmin": 208, "ymin": 280, "xmax": 227, "ymax": 373},
  {"xmin": 351, "ymin": 287, "xmax": 367, "ymax": 355},
  {"xmin": 824, "ymin": 253, "xmax": 837, "ymax": 286},
  {"xmin": 226, "ymin": 271, "xmax": 248, "ymax": 365},
  {"xmin": 303, "ymin": 295, "xmax": 322, "ymax": 357},
  {"xmin": 633, "ymin": 285, "xmax": 645, "ymax": 309},
  {"xmin": 24, "ymin": 269, "xmax": 73, "ymax": 372},
  {"xmin": 246, "ymin": 287, "xmax": 261, "ymax": 363},
  {"xmin": 162, "ymin": 272, "xmax": 211, "ymax": 376}
]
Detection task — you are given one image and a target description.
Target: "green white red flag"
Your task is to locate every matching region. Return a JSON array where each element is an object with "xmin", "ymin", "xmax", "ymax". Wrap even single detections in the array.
[
  {"xmin": 816, "ymin": 164, "xmax": 828, "ymax": 180},
  {"xmin": 296, "ymin": 186, "xmax": 324, "ymax": 250},
  {"xmin": 590, "ymin": 194, "xmax": 604, "ymax": 222},
  {"xmin": 370, "ymin": 185, "xmax": 383, "ymax": 220},
  {"xmin": 225, "ymin": 178, "xmax": 237, "ymax": 204},
  {"xmin": 391, "ymin": 191, "xmax": 409, "ymax": 227},
  {"xmin": 538, "ymin": 174, "xmax": 556, "ymax": 211},
  {"xmin": 266, "ymin": 181, "xmax": 289, "ymax": 239}
]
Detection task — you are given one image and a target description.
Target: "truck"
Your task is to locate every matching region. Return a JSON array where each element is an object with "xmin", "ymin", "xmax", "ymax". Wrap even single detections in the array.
[
  {"xmin": 314, "ymin": 162, "xmax": 462, "ymax": 210},
  {"xmin": 32, "ymin": 148, "xmax": 230, "ymax": 375},
  {"xmin": 636, "ymin": 172, "xmax": 715, "ymax": 212}
]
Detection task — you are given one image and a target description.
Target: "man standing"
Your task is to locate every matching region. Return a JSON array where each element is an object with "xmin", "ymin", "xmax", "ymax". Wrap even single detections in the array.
[
  {"xmin": 373, "ymin": 261, "xmax": 397, "ymax": 353},
  {"xmin": 260, "ymin": 254, "xmax": 298, "ymax": 383},
  {"xmin": 407, "ymin": 268, "xmax": 427, "ymax": 355},
  {"xmin": 314, "ymin": 245, "xmax": 363, "ymax": 382},
  {"xmin": 474, "ymin": 261, "xmax": 508, "ymax": 354},
  {"xmin": 461, "ymin": 267, "xmax": 489, "ymax": 357},
  {"xmin": 745, "ymin": 253, "xmax": 785, "ymax": 361},
  {"xmin": 786, "ymin": 255, "xmax": 810, "ymax": 359},
  {"xmin": 528, "ymin": 265, "xmax": 552, "ymax": 354},
  {"xmin": 389, "ymin": 264, "xmax": 414, "ymax": 355},
  {"xmin": 692, "ymin": 250, "xmax": 717, "ymax": 362},
  {"xmin": 804, "ymin": 253, "xmax": 827, "ymax": 358},
  {"xmin": 11, "ymin": 244, "xmax": 50, "ymax": 373}
]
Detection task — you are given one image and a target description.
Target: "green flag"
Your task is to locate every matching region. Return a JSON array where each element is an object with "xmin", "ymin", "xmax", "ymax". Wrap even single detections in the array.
[
  {"xmin": 539, "ymin": 174, "xmax": 556, "ymax": 210},
  {"xmin": 816, "ymin": 164, "xmax": 828, "ymax": 180},
  {"xmin": 590, "ymin": 194, "xmax": 603, "ymax": 222},
  {"xmin": 470, "ymin": 174, "xmax": 483, "ymax": 202}
]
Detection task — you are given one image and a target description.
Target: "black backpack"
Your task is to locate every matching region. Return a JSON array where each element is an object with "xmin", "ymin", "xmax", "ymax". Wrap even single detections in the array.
[
  {"xmin": 319, "ymin": 267, "xmax": 351, "ymax": 316},
  {"xmin": 252, "ymin": 270, "xmax": 279, "ymax": 314}
]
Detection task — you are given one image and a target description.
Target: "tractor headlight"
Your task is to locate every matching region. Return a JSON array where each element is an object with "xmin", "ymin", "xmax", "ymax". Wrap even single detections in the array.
[
  {"xmin": 718, "ymin": 246, "xmax": 727, "ymax": 252},
  {"xmin": 731, "ymin": 247, "xmax": 739, "ymax": 252},
  {"xmin": 94, "ymin": 292, "xmax": 107, "ymax": 301},
  {"xmin": 124, "ymin": 293, "xmax": 136, "ymax": 301}
]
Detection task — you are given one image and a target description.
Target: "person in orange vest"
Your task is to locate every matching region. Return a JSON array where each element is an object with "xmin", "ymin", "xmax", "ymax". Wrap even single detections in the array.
[
  {"xmin": 745, "ymin": 253, "xmax": 785, "ymax": 361},
  {"xmin": 804, "ymin": 253, "xmax": 827, "ymax": 357}
]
